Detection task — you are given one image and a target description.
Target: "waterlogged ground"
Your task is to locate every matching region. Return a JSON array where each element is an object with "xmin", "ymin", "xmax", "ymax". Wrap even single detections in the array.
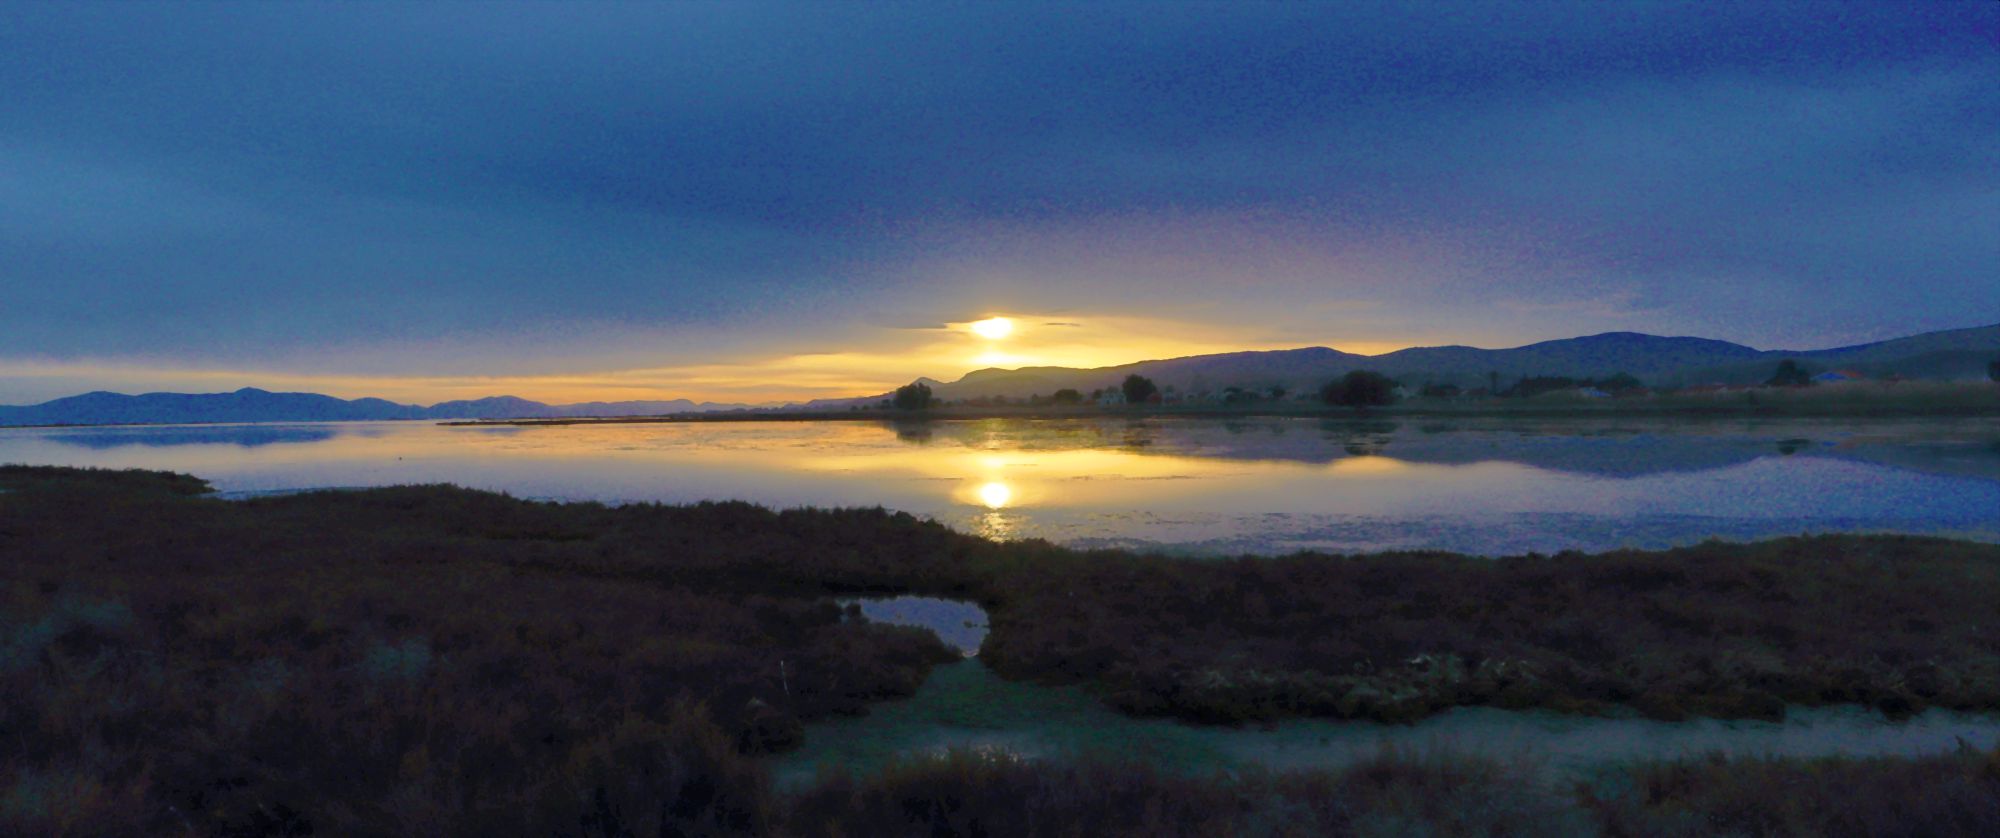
[
  {"xmin": 841, "ymin": 595, "xmax": 988, "ymax": 656},
  {"xmin": 797, "ymin": 598, "xmax": 2000, "ymax": 785},
  {"xmin": 778, "ymin": 655, "xmax": 2000, "ymax": 790},
  {"xmin": 4, "ymin": 416, "xmax": 1999, "ymax": 554}
]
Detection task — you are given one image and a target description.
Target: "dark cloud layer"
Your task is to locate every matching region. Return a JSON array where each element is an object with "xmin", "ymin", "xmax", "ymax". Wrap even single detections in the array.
[{"xmin": 2, "ymin": 2, "xmax": 1995, "ymax": 376}]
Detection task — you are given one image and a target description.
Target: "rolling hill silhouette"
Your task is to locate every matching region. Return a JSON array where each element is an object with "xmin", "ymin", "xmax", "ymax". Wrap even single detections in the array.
[
  {"xmin": 4, "ymin": 323, "xmax": 1994, "ymax": 424},
  {"xmin": 848, "ymin": 322, "xmax": 2000, "ymax": 403},
  {"xmin": 0, "ymin": 388, "xmax": 749, "ymax": 426}
]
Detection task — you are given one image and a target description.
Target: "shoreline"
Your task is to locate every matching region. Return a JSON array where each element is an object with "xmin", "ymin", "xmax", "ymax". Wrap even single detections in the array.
[
  {"xmin": 445, "ymin": 398, "xmax": 2000, "ymax": 427},
  {"xmin": 3, "ymin": 384, "xmax": 1993, "ymax": 429}
]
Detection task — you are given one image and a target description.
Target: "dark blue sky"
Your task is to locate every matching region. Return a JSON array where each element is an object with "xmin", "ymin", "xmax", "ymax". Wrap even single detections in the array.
[{"xmin": 3, "ymin": 2, "xmax": 1995, "ymax": 402}]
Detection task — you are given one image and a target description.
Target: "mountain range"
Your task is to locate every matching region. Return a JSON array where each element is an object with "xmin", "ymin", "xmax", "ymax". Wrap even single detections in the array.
[
  {"xmin": 808, "ymin": 322, "xmax": 2000, "ymax": 405},
  {"xmin": 4, "ymin": 323, "xmax": 1994, "ymax": 425},
  {"xmin": 0, "ymin": 389, "xmax": 750, "ymax": 427}
]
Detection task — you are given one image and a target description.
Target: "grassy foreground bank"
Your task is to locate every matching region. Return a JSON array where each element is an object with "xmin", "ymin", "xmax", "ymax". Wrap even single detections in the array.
[{"xmin": 6, "ymin": 465, "xmax": 2000, "ymax": 835}]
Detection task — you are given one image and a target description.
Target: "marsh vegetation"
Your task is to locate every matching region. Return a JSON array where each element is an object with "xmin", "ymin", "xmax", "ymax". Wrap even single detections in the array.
[{"xmin": 6, "ymin": 465, "xmax": 2000, "ymax": 835}]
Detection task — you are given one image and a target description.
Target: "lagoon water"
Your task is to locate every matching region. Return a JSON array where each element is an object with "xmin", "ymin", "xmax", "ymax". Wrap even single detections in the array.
[{"xmin": 5, "ymin": 416, "xmax": 2000, "ymax": 555}]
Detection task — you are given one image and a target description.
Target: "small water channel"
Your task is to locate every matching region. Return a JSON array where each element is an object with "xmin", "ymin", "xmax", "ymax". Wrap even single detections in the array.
[{"xmin": 787, "ymin": 598, "xmax": 2000, "ymax": 789}]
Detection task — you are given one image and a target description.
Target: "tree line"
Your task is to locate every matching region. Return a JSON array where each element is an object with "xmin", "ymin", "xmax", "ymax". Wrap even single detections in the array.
[{"xmin": 885, "ymin": 356, "xmax": 2000, "ymax": 412}]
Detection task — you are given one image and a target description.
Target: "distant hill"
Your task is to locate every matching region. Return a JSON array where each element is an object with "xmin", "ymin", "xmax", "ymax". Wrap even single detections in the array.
[
  {"xmin": 0, "ymin": 388, "xmax": 751, "ymax": 427},
  {"xmin": 1375, "ymin": 333, "xmax": 1766, "ymax": 385},
  {"xmin": 861, "ymin": 323, "xmax": 2000, "ymax": 402},
  {"xmin": 1679, "ymin": 323, "xmax": 2000, "ymax": 386},
  {"xmin": 8, "ymin": 323, "xmax": 1995, "ymax": 424}
]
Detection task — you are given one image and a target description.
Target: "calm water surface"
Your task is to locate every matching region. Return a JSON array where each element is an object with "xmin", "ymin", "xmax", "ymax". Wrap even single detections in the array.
[{"xmin": 4, "ymin": 416, "xmax": 1999, "ymax": 555}]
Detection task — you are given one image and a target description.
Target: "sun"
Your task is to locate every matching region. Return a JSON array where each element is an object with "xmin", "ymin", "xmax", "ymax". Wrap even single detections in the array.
[
  {"xmin": 977, "ymin": 481, "xmax": 1013, "ymax": 509},
  {"xmin": 970, "ymin": 317, "xmax": 1014, "ymax": 339}
]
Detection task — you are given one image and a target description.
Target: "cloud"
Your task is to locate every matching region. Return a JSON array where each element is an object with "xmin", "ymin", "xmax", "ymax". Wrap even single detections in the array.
[{"xmin": 0, "ymin": 3, "xmax": 1994, "ymax": 397}]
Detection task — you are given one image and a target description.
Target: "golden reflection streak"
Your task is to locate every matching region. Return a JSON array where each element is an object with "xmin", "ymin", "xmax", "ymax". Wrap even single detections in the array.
[{"xmin": 1327, "ymin": 455, "xmax": 1410, "ymax": 474}]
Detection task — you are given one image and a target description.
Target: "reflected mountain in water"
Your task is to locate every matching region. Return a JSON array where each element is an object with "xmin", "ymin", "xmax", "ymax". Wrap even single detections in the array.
[
  {"xmin": 882, "ymin": 417, "xmax": 2000, "ymax": 482},
  {"xmin": 5, "ymin": 417, "xmax": 1997, "ymax": 556},
  {"xmin": 44, "ymin": 424, "xmax": 346, "ymax": 450}
]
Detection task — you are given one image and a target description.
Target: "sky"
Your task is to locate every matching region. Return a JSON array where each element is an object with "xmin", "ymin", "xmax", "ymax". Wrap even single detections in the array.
[{"xmin": 2, "ymin": 2, "xmax": 1996, "ymax": 405}]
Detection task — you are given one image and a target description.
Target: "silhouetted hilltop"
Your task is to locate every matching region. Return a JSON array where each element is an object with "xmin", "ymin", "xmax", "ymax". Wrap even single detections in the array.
[
  {"xmin": 7, "ymin": 324, "xmax": 1994, "ymax": 423},
  {"xmin": 1378, "ymin": 332, "xmax": 1766, "ymax": 383},
  {"xmin": 0, "ymin": 387, "xmax": 750, "ymax": 426},
  {"xmin": 870, "ymin": 323, "xmax": 2000, "ymax": 402},
  {"xmin": 1682, "ymin": 322, "xmax": 2000, "ymax": 385}
]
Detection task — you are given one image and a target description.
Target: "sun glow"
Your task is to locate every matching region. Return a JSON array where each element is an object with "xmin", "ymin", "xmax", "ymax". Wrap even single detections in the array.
[
  {"xmin": 0, "ymin": 311, "xmax": 1415, "ymax": 406},
  {"xmin": 970, "ymin": 317, "xmax": 1014, "ymax": 339},
  {"xmin": 977, "ymin": 481, "xmax": 1014, "ymax": 509}
]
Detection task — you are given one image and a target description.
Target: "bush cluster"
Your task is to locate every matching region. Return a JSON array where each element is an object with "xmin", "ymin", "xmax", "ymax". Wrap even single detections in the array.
[{"xmin": 979, "ymin": 538, "xmax": 2000, "ymax": 725}]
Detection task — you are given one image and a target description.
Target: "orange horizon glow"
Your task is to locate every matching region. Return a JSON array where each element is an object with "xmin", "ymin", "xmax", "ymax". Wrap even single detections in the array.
[{"xmin": 0, "ymin": 313, "xmax": 1423, "ymax": 406}]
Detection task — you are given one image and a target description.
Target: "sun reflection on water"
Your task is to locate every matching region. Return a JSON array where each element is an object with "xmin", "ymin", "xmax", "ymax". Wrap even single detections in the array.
[
  {"xmin": 10, "ymin": 417, "xmax": 2000, "ymax": 556},
  {"xmin": 1327, "ymin": 455, "xmax": 1409, "ymax": 474},
  {"xmin": 976, "ymin": 510, "xmax": 1014, "ymax": 540}
]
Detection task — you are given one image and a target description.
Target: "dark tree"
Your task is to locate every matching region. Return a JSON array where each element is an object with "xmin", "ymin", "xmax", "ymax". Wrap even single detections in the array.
[
  {"xmin": 1766, "ymin": 360, "xmax": 1813, "ymax": 388},
  {"xmin": 1989, "ymin": 359, "xmax": 2000, "ymax": 382},
  {"xmin": 1121, "ymin": 374, "xmax": 1159, "ymax": 405},
  {"xmin": 892, "ymin": 381, "xmax": 933, "ymax": 411},
  {"xmin": 1501, "ymin": 375, "xmax": 1578, "ymax": 398},
  {"xmin": 1051, "ymin": 388, "xmax": 1083, "ymax": 405},
  {"xmin": 1321, "ymin": 370, "xmax": 1397, "ymax": 409},
  {"xmin": 1596, "ymin": 372, "xmax": 1643, "ymax": 393}
]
